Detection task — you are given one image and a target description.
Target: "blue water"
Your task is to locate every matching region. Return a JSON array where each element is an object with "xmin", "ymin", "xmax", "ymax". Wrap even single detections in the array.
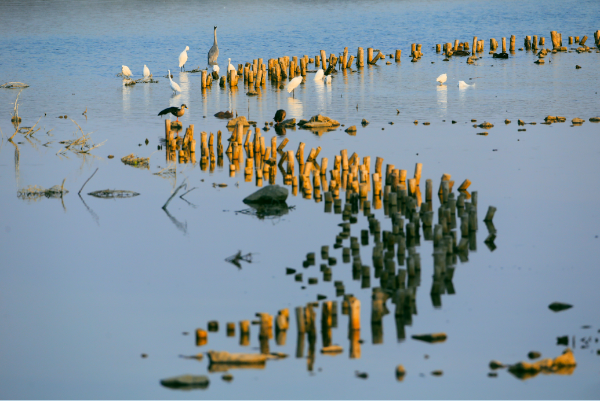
[{"xmin": 1, "ymin": 0, "xmax": 600, "ymax": 399}]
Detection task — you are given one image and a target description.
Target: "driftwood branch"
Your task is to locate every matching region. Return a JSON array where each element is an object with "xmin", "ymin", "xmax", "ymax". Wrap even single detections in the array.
[
  {"xmin": 162, "ymin": 180, "xmax": 187, "ymax": 210},
  {"xmin": 79, "ymin": 168, "xmax": 99, "ymax": 194}
]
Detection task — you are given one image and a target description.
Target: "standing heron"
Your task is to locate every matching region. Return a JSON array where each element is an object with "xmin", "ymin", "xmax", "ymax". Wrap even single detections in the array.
[
  {"xmin": 158, "ymin": 104, "xmax": 187, "ymax": 122},
  {"xmin": 122, "ymin": 65, "xmax": 132, "ymax": 77},
  {"xmin": 168, "ymin": 70, "xmax": 181, "ymax": 94},
  {"xmin": 314, "ymin": 69, "xmax": 324, "ymax": 81},
  {"xmin": 207, "ymin": 26, "xmax": 219, "ymax": 68},
  {"xmin": 227, "ymin": 58, "xmax": 235, "ymax": 73},
  {"xmin": 143, "ymin": 65, "xmax": 151, "ymax": 80},
  {"xmin": 285, "ymin": 76, "xmax": 303, "ymax": 98},
  {"xmin": 179, "ymin": 46, "xmax": 189, "ymax": 71},
  {"xmin": 436, "ymin": 73, "xmax": 447, "ymax": 85}
]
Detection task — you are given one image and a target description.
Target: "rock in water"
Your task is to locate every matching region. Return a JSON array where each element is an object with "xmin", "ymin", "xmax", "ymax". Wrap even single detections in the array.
[
  {"xmin": 160, "ymin": 375, "xmax": 209, "ymax": 390},
  {"xmin": 243, "ymin": 185, "xmax": 289, "ymax": 205},
  {"xmin": 548, "ymin": 302, "xmax": 573, "ymax": 312}
]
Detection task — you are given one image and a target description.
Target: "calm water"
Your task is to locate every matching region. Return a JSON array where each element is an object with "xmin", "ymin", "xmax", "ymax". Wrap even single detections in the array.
[{"xmin": 1, "ymin": 0, "xmax": 600, "ymax": 399}]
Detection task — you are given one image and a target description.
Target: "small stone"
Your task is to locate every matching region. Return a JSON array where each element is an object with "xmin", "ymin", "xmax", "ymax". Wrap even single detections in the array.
[
  {"xmin": 108, "ymin": 155, "xmax": 114, "ymax": 159},
  {"xmin": 207, "ymin": 321, "xmax": 219, "ymax": 332},
  {"xmin": 422, "ymin": 122, "xmax": 430, "ymax": 125},
  {"xmin": 286, "ymin": 268, "xmax": 296, "ymax": 275},
  {"xmin": 489, "ymin": 360, "xmax": 504, "ymax": 369},
  {"xmin": 414, "ymin": 120, "xmax": 418, "ymax": 125},
  {"xmin": 141, "ymin": 353, "xmax": 148, "ymax": 358},
  {"xmin": 396, "ymin": 365, "xmax": 406, "ymax": 380},
  {"xmin": 308, "ymin": 277, "xmax": 318, "ymax": 285},
  {"xmin": 548, "ymin": 302, "xmax": 573, "ymax": 312},
  {"xmin": 295, "ymin": 273, "xmax": 302, "ymax": 282},
  {"xmin": 575, "ymin": 65, "xmax": 581, "ymax": 69},
  {"xmin": 477, "ymin": 132, "xmax": 488, "ymax": 136},
  {"xmin": 504, "ymin": 119, "xmax": 511, "ymax": 124},
  {"xmin": 488, "ymin": 372, "xmax": 498, "ymax": 377},
  {"xmin": 572, "ymin": 118, "xmax": 584, "ymax": 124},
  {"xmin": 528, "ymin": 351, "xmax": 541, "ymax": 360},
  {"xmin": 345, "ymin": 125, "xmax": 357, "ymax": 133},
  {"xmin": 160, "ymin": 375, "xmax": 209, "ymax": 390},
  {"xmin": 451, "ymin": 120, "xmax": 457, "ymax": 124},
  {"xmin": 222, "ymin": 374, "xmax": 233, "ymax": 382},
  {"xmin": 361, "ymin": 119, "xmax": 369, "ymax": 125},
  {"xmin": 431, "ymin": 370, "xmax": 443, "ymax": 376}
]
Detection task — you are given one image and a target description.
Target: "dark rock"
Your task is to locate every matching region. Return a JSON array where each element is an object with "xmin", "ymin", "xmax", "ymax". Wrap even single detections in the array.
[
  {"xmin": 528, "ymin": 351, "xmax": 541, "ymax": 359},
  {"xmin": 493, "ymin": 53, "xmax": 509, "ymax": 59},
  {"xmin": 548, "ymin": 302, "xmax": 573, "ymax": 312},
  {"xmin": 160, "ymin": 375, "xmax": 209, "ymax": 390},
  {"xmin": 214, "ymin": 111, "xmax": 233, "ymax": 119},
  {"xmin": 243, "ymin": 185, "xmax": 289, "ymax": 205}
]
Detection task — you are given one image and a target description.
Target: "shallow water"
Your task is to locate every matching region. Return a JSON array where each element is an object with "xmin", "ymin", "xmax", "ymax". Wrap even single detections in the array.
[{"xmin": 1, "ymin": 0, "xmax": 600, "ymax": 399}]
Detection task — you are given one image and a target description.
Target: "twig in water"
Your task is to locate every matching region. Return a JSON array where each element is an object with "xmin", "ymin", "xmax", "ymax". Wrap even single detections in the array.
[
  {"xmin": 179, "ymin": 187, "xmax": 197, "ymax": 199},
  {"xmin": 162, "ymin": 180, "xmax": 187, "ymax": 210},
  {"xmin": 79, "ymin": 167, "xmax": 99, "ymax": 194}
]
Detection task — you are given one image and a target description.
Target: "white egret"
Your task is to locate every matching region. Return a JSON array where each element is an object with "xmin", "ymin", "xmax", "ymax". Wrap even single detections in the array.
[
  {"xmin": 324, "ymin": 75, "xmax": 332, "ymax": 84},
  {"xmin": 168, "ymin": 70, "xmax": 181, "ymax": 94},
  {"xmin": 207, "ymin": 26, "xmax": 219, "ymax": 68},
  {"xmin": 314, "ymin": 69, "xmax": 324, "ymax": 81},
  {"xmin": 457, "ymin": 80, "xmax": 473, "ymax": 88},
  {"xmin": 286, "ymin": 76, "xmax": 303, "ymax": 98},
  {"xmin": 143, "ymin": 65, "xmax": 151, "ymax": 80},
  {"xmin": 122, "ymin": 65, "xmax": 132, "ymax": 77},
  {"xmin": 227, "ymin": 58, "xmax": 235, "ymax": 73},
  {"xmin": 212, "ymin": 64, "xmax": 220, "ymax": 74},
  {"xmin": 436, "ymin": 73, "xmax": 447, "ymax": 85},
  {"xmin": 179, "ymin": 46, "xmax": 189, "ymax": 71}
]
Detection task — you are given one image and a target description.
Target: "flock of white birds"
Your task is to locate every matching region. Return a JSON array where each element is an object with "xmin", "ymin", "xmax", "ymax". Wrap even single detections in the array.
[{"xmin": 120, "ymin": 30, "xmax": 474, "ymax": 97}]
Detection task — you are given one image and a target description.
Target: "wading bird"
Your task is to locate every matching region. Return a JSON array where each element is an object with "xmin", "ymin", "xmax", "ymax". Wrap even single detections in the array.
[
  {"xmin": 286, "ymin": 76, "xmax": 303, "ymax": 98},
  {"xmin": 274, "ymin": 109, "xmax": 286, "ymax": 124},
  {"xmin": 227, "ymin": 58, "xmax": 235, "ymax": 73},
  {"xmin": 207, "ymin": 26, "xmax": 219, "ymax": 68},
  {"xmin": 143, "ymin": 65, "xmax": 151, "ymax": 80},
  {"xmin": 158, "ymin": 104, "xmax": 187, "ymax": 122},
  {"xmin": 212, "ymin": 64, "xmax": 220, "ymax": 75},
  {"xmin": 458, "ymin": 80, "xmax": 473, "ymax": 88},
  {"xmin": 168, "ymin": 70, "xmax": 181, "ymax": 94},
  {"xmin": 436, "ymin": 73, "xmax": 447, "ymax": 85},
  {"xmin": 122, "ymin": 65, "xmax": 132, "ymax": 77},
  {"xmin": 179, "ymin": 46, "xmax": 189, "ymax": 71},
  {"xmin": 314, "ymin": 69, "xmax": 324, "ymax": 81},
  {"xmin": 324, "ymin": 75, "xmax": 332, "ymax": 84}
]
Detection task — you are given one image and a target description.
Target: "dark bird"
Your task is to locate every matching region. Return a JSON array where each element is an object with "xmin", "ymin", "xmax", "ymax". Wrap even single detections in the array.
[
  {"xmin": 158, "ymin": 104, "xmax": 187, "ymax": 122},
  {"xmin": 274, "ymin": 109, "xmax": 286, "ymax": 124},
  {"xmin": 214, "ymin": 110, "xmax": 233, "ymax": 119}
]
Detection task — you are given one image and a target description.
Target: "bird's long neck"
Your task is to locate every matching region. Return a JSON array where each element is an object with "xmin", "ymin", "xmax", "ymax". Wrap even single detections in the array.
[{"xmin": 214, "ymin": 28, "xmax": 217, "ymax": 45}]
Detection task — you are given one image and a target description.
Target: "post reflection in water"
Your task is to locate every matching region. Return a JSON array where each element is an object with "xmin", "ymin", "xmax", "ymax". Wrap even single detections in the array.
[{"xmin": 167, "ymin": 112, "xmax": 499, "ymax": 374}]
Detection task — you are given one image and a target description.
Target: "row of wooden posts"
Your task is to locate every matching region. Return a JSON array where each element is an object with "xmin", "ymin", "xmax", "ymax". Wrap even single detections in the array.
[{"xmin": 196, "ymin": 29, "xmax": 600, "ymax": 91}]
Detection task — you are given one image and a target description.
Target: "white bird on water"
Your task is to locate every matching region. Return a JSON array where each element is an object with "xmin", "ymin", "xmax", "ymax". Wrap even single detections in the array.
[
  {"xmin": 143, "ymin": 65, "xmax": 151, "ymax": 80},
  {"xmin": 122, "ymin": 65, "xmax": 132, "ymax": 77},
  {"xmin": 314, "ymin": 69, "xmax": 324, "ymax": 81},
  {"xmin": 436, "ymin": 73, "xmax": 447, "ymax": 85},
  {"xmin": 458, "ymin": 80, "xmax": 473, "ymax": 88},
  {"xmin": 179, "ymin": 46, "xmax": 189, "ymax": 72},
  {"xmin": 227, "ymin": 58, "xmax": 235, "ymax": 73},
  {"xmin": 286, "ymin": 76, "xmax": 303, "ymax": 98},
  {"xmin": 212, "ymin": 64, "xmax": 220, "ymax": 74},
  {"xmin": 207, "ymin": 26, "xmax": 219, "ymax": 68},
  {"xmin": 324, "ymin": 75, "xmax": 332, "ymax": 84},
  {"xmin": 168, "ymin": 70, "xmax": 181, "ymax": 94}
]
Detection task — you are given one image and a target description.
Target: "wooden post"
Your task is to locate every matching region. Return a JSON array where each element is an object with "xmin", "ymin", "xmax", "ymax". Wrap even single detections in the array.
[
  {"xmin": 550, "ymin": 31, "xmax": 561, "ymax": 49},
  {"xmin": 320, "ymin": 50, "xmax": 326, "ymax": 70},
  {"xmin": 357, "ymin": 47, "xmax": 364, "ymax": 67},
  {"xmin": 532, "ymin": 35, "xmax": 538, "ymax": 50},
  {"xmin": 510, "ymin": 35, "xmax": 516, "ymax": 52},
  {"xmin": 395, "ymin": 49, "xmax": 401, "ymax": 61},
  {"xmin": 349, "ymin": 296, "xmax": 361, "ymax": 330},
  {"xmin": 414, "ymin": 163, "xmax": 422, "ymax": 186},
  {"xmin": 201, "ymin": 70, "xmax": 207, "ymax": 88},
  {"xmin": 502, "ymin": 37, "xmax": 506, "ymax": 53},
  {"xmin": 367, "ymin": 48, "xmax": 373, "ymax": 64},
  {"xmin": 472, "ymin": 36, "xmax": 477, "ymax": 55},
  {"xmin": 453, "ymin": 39, "xmax": 459, "ymax": 51}
]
